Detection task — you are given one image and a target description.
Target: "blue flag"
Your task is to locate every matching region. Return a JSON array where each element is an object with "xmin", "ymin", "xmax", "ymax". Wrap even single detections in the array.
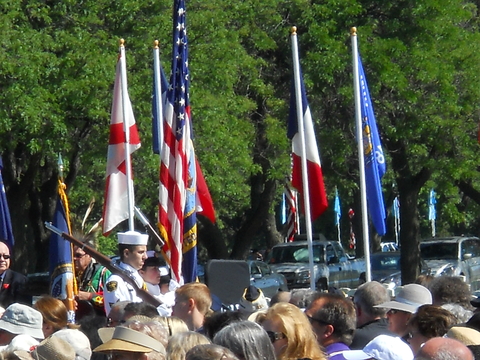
[
  {"xmin": 428, "ymin": 189, "xmax": 436, "ymax": 221},
  {"xmin": 334, "ymin": 188, "xmax": 341, "ymax": 226},
  {"xmin": 358, "ymin": 55, "xmax": 387, "ymax": 235},
  {"xmin": 0, "ymin": 157, "xmax": 14, "ymax": 248},
  {"xmin": 49, "ymin": 184, "xmax": 74, "ymax": 306}
]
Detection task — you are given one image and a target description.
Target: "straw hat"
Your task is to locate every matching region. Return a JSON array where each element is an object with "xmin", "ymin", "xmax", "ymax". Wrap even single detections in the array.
[
  {"xmin": 14, "ymin": 336, "xmax": 75, "ymax": 360},
  {"xmin": 94, "ymin": 327, "xmax": 165, "ymax": 354}
]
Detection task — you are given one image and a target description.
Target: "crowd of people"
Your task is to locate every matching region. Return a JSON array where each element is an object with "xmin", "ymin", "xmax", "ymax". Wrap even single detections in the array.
[{"xmin": 1, "ymin": 232, "xmax": 480, "ymax": 360}]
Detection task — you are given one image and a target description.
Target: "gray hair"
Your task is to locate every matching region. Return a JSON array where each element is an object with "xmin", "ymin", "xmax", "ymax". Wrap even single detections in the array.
[
  {"xmin": 289, "ymin": 289, "xmax": 322, "ymax": 309},
  {"xmin": 213, "ymin": 321, "xmax": 275, "ymax": 360},
  {"xmin": 441, "ymin": 303, "xmax": 473, "ymax": 324},
  {"xmin": 353, "ymin": 281, "xmax": 390, "ymax": 318}
]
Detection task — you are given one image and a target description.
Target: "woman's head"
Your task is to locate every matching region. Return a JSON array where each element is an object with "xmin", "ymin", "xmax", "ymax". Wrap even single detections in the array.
[
  {"xmin": 166, "ymin": 331, "xmax": 211, "ymax": 360},
  {"xmin": 262, "ymin": 302, "xmax": 325, "ymax": 360},
  {"xmin": 407, "ymin": 305, "xmax": 456, "ymax": 354},
  {"xmin": 34, "ymin": 295, "xmax": 69, "ymax": 337},
  {"xmin": 213, "ymin": 321, "xmax": 275, "ymax": 360}
]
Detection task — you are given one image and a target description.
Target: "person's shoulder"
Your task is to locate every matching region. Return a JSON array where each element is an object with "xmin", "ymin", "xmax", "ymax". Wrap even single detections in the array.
[{"xmin": 7, "ymin": 269, "xmax": 27, "ymax": 281}]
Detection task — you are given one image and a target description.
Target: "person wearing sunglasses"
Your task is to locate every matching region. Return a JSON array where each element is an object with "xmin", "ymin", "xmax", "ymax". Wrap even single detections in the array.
[
  {"xmin": 262, "ymin": 302, "xmax": 326, "ymax": 360},
  {"xmin": 305, "ymin": 293, "xmax": 355, "ymax": 360},
  {"xmin": 73, "ymin": 233, "xmax": 111, "ymax": 316},
  {"xmin": 0, "ymin": 240, "xmax": 31, "ymax": 308},
  {"xmin": 373, "ymin": 284, "xmax": 432, "ymax": 339}
]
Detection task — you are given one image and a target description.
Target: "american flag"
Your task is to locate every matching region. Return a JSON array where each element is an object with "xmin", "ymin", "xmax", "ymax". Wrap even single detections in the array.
[
  {"xmin": 284, "ymin": 183, "xmax": 298, "ymax": 242},
  {"xmin": 158, "ymin": 0, "xmax": 192, "ymax": 283}
]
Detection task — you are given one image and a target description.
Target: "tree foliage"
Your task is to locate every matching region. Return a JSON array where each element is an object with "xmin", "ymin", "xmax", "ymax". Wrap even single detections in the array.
[{"xmin": 2, "ymin": 0, "xmax": 480, "ymax": 283}]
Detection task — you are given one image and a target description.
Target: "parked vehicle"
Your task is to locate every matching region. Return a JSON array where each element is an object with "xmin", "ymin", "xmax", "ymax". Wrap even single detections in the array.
[
  {"xmin": 248, "ymin": 260, "xmax": 288, "ymax": 298},
  {"xmin": 360, "ymin": 251, "xmax": 430, "ymax": 288},
  {"xmin": 267, "ymin": 239, "xmax": 365, "ymax": 290},
  {"xmin": 420, "ymin": 236, "xmax": 480, "ymax": 291}
]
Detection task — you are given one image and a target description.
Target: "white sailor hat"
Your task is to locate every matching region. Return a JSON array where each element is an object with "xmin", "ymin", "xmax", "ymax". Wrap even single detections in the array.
[{"xmin": 117, "ymin": 231, "xmax": 148, "ymax": 246}]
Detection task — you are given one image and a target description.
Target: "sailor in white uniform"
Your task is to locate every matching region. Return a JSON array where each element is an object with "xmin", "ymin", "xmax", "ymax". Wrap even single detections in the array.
[
  {"xmin": 139, "ymin": 257, "xmax": 179, "ymax": 316},
  {"xmin": 104, "ymin": 231, "xmax": 149, "ymax": 315}
]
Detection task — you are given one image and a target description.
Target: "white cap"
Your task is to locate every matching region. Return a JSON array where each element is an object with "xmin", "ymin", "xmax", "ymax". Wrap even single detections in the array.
[
  {"xmin": 117, "ymin": 231, "xmax": 148, "ymax": 245},
  {"xmin": 344, "ymin": 335, "xmax": 414, "ymax": 360}
]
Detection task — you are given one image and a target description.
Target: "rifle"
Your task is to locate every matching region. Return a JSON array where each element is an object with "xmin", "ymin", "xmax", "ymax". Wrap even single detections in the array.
[
  {"xmin": 45, "ymin": 222, "xmax": 161, "ymax": 307},
  {"xmin": 134, "ymin": 206, "xmax": 171, "ymax": 267}
]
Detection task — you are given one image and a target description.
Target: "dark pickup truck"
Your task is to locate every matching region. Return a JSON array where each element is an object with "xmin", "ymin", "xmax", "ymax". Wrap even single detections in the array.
[{"xmin": 267, "ymin": 239, "xmax": 365, "ymax": 291}]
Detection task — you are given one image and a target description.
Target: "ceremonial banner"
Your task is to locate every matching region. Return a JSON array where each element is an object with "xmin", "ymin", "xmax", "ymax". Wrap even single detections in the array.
[{"xmin": 103, "ymin": 46, "xmax": 141, "ymax": 234}]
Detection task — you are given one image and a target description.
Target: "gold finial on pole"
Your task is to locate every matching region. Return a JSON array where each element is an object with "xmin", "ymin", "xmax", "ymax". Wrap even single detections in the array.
[
  {"xmin": 154, "ymin": 40, "xmax": 159, "ymax": 49},
  {"xmin": 350, "ymin": 27, "xmax": 357, "ymax": 36},
  {"xmin": 119, "ymin": 38, "xmax": 125, "ymax": 46},
  {"xmin": 291, "ymin": 26, "xmax": 297, "ymax": 35}
]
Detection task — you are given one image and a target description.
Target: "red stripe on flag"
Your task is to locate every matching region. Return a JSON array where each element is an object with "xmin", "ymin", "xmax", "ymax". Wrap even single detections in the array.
[{"xmin": 291, "ymin": 154, "xmax": 328, "ymax": 221}]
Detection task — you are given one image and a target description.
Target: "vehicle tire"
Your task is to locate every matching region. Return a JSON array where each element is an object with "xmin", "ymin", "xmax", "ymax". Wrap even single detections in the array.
[{"xmin": 316, "ymin": 278, "xmax": 328, "ymax": 292}]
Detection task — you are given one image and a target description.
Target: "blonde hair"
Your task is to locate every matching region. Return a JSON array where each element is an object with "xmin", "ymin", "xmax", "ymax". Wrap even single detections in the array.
[
  {"xmin": 175, "ymin": 283, "xmax": 212, "ymax": 315},
  {"xmin": 264, "ymin": 303, "xmax": 326, "ymax": 360},
  {"xmin": 166, "ymin": 331, "xmax": 211, "ymax": 360},
  {"xmin": 154, "ymin": 316, "xmax": 189, "ymax": 337}
]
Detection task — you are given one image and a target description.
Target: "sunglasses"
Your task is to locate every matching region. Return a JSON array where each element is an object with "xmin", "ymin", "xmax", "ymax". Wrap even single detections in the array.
[
  {"xmin": 0, "ymin": 254, "xmax": 10, "ymax": 260},
  {"xmin": 266, "ymin": 330, "xmax": 286, "ymax": 343},
  {"xmin": 74, "ymin": 253, "xmax": 87, "ymax": 259},
  {"xmin": 387, "ymin": 309, "xmax": 407, "ymax": 315}
]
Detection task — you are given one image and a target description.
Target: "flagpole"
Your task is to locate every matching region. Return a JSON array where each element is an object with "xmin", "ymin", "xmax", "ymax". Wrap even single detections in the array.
[
  {"xmin": 119, "ymin": 39, "xmax": 135, "ymax": 231},
  {"xmin": 351, "ymin": 27, "xmax": 372, "ymax": 283},
  {"xmin": 394, "ymin": 196, "xmax": 400, "ymax": 246},
  {"xmin": 291, "ymin": 27, "xmax": 316, "ymax": 290},
  {"xmin": 153, "ymin": 40, "xmax": 164, "ymax": 156}
]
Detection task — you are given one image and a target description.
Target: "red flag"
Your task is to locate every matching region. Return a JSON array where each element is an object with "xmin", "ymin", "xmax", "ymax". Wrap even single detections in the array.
[
  {"xmin": 195, "ymin": 160, "xmax": 215, "ymax": 223},
  {"xmin": 102, "ymin": 50, "xmax": 141, "ymax": 235}
]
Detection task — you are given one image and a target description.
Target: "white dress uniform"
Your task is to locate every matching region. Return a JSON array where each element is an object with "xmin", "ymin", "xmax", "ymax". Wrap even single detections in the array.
[
  {"xmin": 103, "ymin": 230, "xmax": 149, "ymax": 315},
  {"xmin": 145, "ymin": 282, "xmax": 177, "ymax": 316}
]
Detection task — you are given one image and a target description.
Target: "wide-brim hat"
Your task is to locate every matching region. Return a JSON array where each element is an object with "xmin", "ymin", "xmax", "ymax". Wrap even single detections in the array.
[
  {"xmin": 94, "ymin": 327, "xmax": 165, "ymax": 354},
  {"xmin": 447, "ymin": 326, "xmax": 480, "ymax": 346},
  {"xmin": 374, "ymin": 284, "xmax": 432, "ymax": 314},
  {"xmin": 344, "ymin": 335, "xmax": 414, "ymax": 360},
  {"xmin": 117, "ymin": 231, "xmax": 148, "ymax": 246},
  {"xmin": 15, "ymin": 336, "xmax": 75, "ymax": 360},
  {"xmin": 0, "ymin": 303, "xmax": 44, "ymax": 340}
]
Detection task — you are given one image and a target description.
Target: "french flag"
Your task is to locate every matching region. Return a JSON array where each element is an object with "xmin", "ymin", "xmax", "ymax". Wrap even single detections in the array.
[{"xmin": 288, "ymin": 70, "xmax": 328, "ymax": 221}]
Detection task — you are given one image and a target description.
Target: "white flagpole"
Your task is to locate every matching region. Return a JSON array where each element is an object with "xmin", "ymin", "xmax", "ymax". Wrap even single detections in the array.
[
  {"xmin": 119, "ymin": 39, "xmax": 135, "ymax": 231},
  {"xmin": 291, "ymin": 27, "xmax": 316, "ymax": 290},
  {"xmin": 153, "ymin": 40, "xmax": 164, "ymax": 156},
  {"xmin": 351, "ymin": 28, "xmax": 372, "ymax": 283}
]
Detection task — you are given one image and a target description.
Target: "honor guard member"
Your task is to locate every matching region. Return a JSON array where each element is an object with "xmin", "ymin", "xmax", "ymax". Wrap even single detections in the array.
[{"xmin": 103, "ymin": 231, "xmax": 149, "ymax": 315}]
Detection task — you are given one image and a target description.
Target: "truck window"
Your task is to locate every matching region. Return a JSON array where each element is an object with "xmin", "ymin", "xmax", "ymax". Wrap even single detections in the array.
[
  {"xmin": 326, "ymin": 244, "xmax": 337, "ymax": 264},
  {"xmin": 268, "ymin": 244, "xmax": 325, "ymax": 264},
  {"xmin": 420, "ymin": 243, "xmax": 458, "ymax": 260},
  {"xmin": 333, "ymin": 242, "xmax": 347, "ymax": 262}
]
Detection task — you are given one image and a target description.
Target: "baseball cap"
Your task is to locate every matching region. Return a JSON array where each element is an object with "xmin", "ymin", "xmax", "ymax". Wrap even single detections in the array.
[
  {"xmin": 344, "ymin": 335, "xmax": 414, "ymax": 360},
  {"xmin": 374, "ymin": 284, "xmax": 432, "ymax": 314}
]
